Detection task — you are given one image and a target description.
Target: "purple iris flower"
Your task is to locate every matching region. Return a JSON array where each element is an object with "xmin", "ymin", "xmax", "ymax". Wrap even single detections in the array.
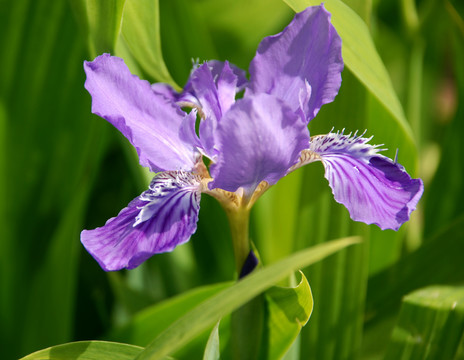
[{"xmin": 81, "ymin": 5, "xmax": 423, "ymax": 271}]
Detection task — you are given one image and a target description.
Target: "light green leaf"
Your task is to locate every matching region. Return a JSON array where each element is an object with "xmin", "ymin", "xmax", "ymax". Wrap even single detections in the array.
[
  {"xmin": 385, "ymin": 285, "xmax": 464, "ymax": 360},
  {"xmin": 71, "ymin": 0, "xmax": 126, "ymax": 55},
  {"xmin": 366, "ymin": 215, "xmax": 464, "ymax": 323},
  {"xmin": 20, "ymin": 341, "xmax": 144, "ymax": 360},
  {"xmin": 109, "ymin": 282, "xmax": 231, "ymax": 346},
  {"xmin": 283, "ymin": 0, "xmax": 416, "ymax": 153},
  {"xmin": 136, "ymin": 236, "xmax": 360, "ymax": 360},
  {"xmin": 265, "ymin": 271, "xmax": 313, "ymax": 359},
  {"xmin": 0, "ymin": 1, "xmax": 111, "ymax": 357},
  {"xmin": 203, "ymin": 322, "xmax": 221, "ymax": 360},
  {"xmin": 120, "ymin": 0, "xmax": 177, "ymax": 87}
]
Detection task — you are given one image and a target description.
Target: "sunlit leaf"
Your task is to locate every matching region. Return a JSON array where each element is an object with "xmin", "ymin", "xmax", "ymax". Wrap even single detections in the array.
[
  {"xmin": 109, "ymin": 282, "xmax": 231, "ymax": 346},
  {"xmin": 385, "ymin": 285, "xmax": 464, "ymax": 360},
  {"xmin": 119, "ymin": 0, "xmax": 177, "ymax": 87},
  {"xmin": 265, "ymin": 271, "xmax": 313, "ymax": 359},
  {"xmin": 366, "ymin": 215, "xmax": 464, "ymax": 323},
  {"xmin": 136, "ymin": 237, "xmax": 359, "ymax": 359},
  {"xmin": 20, "ymin": 341, "xmax": 144, "ymax": 360},
  {"xmin": 87, "ymin": 0, "xmax": 125, "ymax": 54},
  {"xmin": 203, "ymin": 322, "xmax": 221, "ymax": 360}
]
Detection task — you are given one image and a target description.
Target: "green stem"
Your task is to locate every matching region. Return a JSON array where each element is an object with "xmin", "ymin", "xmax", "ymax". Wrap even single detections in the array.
[
  {"xmin": 225, "ymin": 207, "xmax": 251, "ymax": 275},
  {"xmin": 224, "ymin": 204, "xmax": 264, "ymax": 360}
]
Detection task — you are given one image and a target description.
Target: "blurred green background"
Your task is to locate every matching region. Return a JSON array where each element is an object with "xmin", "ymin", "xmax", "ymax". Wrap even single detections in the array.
[{"xmin": 1, "ymin": 0, "xmax": 464, "ymax": 359}]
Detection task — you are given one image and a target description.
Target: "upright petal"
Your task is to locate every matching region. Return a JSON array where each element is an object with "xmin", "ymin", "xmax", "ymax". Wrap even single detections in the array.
[
  {"xmin": 81, "ymin": 171, "xmax": 202, "ymax": 271},
  {"xmin": 248, "ymin": 5, "xmax": 343, "ymax": 122},
  {"xmin": 84, "ymin": 54, "xmax": 198, "ymax": 172},
  {"xmin": 301, "ymin": 131, "xmax": 423, "ymax": 230},
  {"xmin": 185, "ymin": 61, "xmax": 247, "ymax": 157},
  {"xmin": 209, "ymin": 93, "xmax": 310, "ymax": 197},
  {"xmin": 189, "ymin": 61, "xmax": 246, "ymax": 122}
]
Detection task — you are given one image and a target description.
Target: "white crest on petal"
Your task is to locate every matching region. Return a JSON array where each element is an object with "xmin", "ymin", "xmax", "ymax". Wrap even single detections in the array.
[
  {"xmin": 309, "ymin": 129, "xmax": 385, "ymax": 158},
  {"xmin": 134, "ymin": 171, "xmax": 202, "ymax": 227},
  {"xmin": 289, "ymin": 129, "xmax": 386, "ymax": 173}
]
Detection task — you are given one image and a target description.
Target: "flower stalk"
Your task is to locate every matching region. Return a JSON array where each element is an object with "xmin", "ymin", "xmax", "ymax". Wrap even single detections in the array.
[{"xmin": 225, "ymin": 206, "xmax": 251, "ymax": 275}]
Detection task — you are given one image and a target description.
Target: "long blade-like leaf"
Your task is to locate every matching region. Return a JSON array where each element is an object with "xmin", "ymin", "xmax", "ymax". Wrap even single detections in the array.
[
  {"xmin": 136, "ymin": 236, "xmax": 360, "ymax": 360},
  {"xmin": 20, "ymin": 341, "xmax": 144, "ymax": 360}
]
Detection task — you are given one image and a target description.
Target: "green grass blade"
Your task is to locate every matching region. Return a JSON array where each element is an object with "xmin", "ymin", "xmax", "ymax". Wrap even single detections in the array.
[
  {"xmin": 120, "ymin": 0, "xmax": 177, "ymax": 87},
  {"xmin": 385, "ymin": 286, "xmax": 464, "ymax": 360},
  {"xmin": 136, "ymin": 237, "xmax": 360, "ymax": 360},
  {"xmin": 109, "ymin": 282, "xmax": 231, "ymax": 346},
  {"xmin": 73, "ymin": 0, "xmax": 126, "ymax": 55},
  {"xmin": 0, "ymin": 0, "xmax": 111, "ymax": 356},
  {"xmin": 20, "ymin": 341, "xmax": 144, "ymax": 360}
]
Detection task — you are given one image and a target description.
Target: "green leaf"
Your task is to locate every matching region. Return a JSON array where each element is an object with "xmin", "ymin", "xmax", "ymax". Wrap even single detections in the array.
[
  {"xmin": 71, "ymin": 0, "xmax": 126, "ymax": 55},
  {"xmin": 203, "ymin": 322, "xmax": 221, "ymax": 360},
  {"xmin": 230, "ymin": 294, "xmax": 265, "ymax": 360},
  {"xmin": 385, "ymin": 286, "xmax": 464, "ymax": 360},
  {"xmin": 135, "ymin": 236, "xmax": 360, "ymax": 360},
  {"xmin": 109, "ymin": 282, "xmax": 231, "ymax": 346},
  {"xmin": 119, "ymin": 0, "xmax": 177, "ymax": 87},
  {"xmin": 0, "ymin": 1, "xmax": 110, "ymax": 357},
  {"xmin": 366, "ymin": 215, "xmax": 464, "ymax": 321},
  {"xmin": 363, "ymin": 215, "xmax": 464, "ymax": 357},
  {"xmin": 20, "ymin": 341, "xmax": 144, "ymax": 360},
  {"xmin": 265, "ymin": 271, "xmax": 313, "ymax": 359}
]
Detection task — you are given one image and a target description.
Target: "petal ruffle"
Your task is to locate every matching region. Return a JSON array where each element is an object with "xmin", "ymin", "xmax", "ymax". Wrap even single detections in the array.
[
  {"xmin": 84, "ymin": 54, "xmax": 198, "ymax": 172},
  {"xmin": 209, "ymin": 93, "xmax": 310, "ymax": 197},
  {"xmin": 248, "ymin": 5, "xmax": 343, "ymax": 122},
  {"xmin": 304, "ymin": 132, "xmax": 423, "ymax": 230},
  {"xmin": 81, "ymin": 171, "xmax": 202, "ymax": 271}
]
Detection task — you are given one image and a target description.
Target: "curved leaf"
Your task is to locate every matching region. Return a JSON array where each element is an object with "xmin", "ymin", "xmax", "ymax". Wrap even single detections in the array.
[
  {"xmin": 20, "ymin": 341, "xmax": 144, "ymax": 360},
  {"xmin": 265, "ymin": 271, "xmax": 313, "ymax": 359},
  {"xmin": 120, "ymin": 0, "xmax": 177, "ymax": 87},
  {"xmin": 203, "ymin": 322, "xmax": 221, "ymax": 360},
  {"xmin": 71, "ymin": 0, "xmax": 126, "ymax": 55},
  {"xmin": 385, "ymin": 286, "xmax": 464, "ymax": 360},
  {"xmin": 109, "ymin": 282, "xmax": 231, "ymax": 346},
  {"xmin": 136, "ymin": 236, "xmax": 360, "ymax": 360}
]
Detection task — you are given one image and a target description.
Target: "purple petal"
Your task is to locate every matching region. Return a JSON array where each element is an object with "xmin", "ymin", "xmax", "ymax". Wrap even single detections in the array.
[
  {"xmin": 306, "ymin": 132, "xmax": 423, "ymax": 230},
  {"xmin": 81, "ymin": 171, "xmax": 202, "ymax": 271},
  {"xmin": 209, "ymin": 93, "xmax": 310, "ymax": 197},
  {"xmin": 193, "ymin": 62, "xmax": 244, "ymax": 119},
  {"xmin": 179, "ymin": 109, "xmax": 202, "ymax": 150},
  {"xmin": 84, "ymin": 54, "xmax": 198, "ymax": 172},
  {"xmin": 188, "ymin": 61, "xmax": 246, "ymax": 157},
  {"xmin": 151, "ymin": 83, "xmax": 179, "ymax": 102},
  {"xmin": 248, "ymin": 5, "xmax": 343, "ymax": 122}
]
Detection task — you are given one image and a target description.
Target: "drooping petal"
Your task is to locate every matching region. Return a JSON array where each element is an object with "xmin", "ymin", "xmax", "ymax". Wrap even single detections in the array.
[
  {"xmin": 209, "ymin": 93, "xmax": 310, "ymax": 197},
  {"xmin": 84, "ymin": 54, "xmax": 198, "ymax": 172},
  {"xmin": 248, "ymin": 5, "xmax": 343, "ymax": 122},
  {"xmin": 81, "ymin": 171, "xmax": 202, "ymax": 271},
  {"xmin": 151, "ymin": 82, "xmax": 179, "ymax": 102},
  {"xmin": 301, "ymin": 131, "xmax": 423, "ymax": 230}
]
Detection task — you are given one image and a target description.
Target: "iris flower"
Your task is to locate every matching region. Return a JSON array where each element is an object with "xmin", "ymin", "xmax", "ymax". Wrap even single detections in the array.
[{"xmin": 81, "ymin": 5, "xmax": 423, "ymax": 271}]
